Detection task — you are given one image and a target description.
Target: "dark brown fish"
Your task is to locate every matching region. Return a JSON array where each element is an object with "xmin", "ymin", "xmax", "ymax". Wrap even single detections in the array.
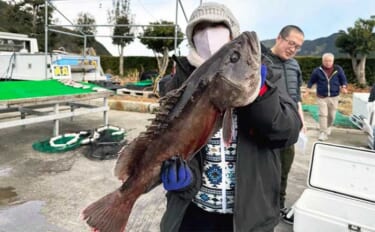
[{"xmin": 81, "ymin": 31, "xmax": 262, "ymax": 232}]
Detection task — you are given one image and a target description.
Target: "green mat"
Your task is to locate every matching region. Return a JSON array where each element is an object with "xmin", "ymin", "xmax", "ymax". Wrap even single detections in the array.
[
  {"xmin": 303, "ymin": 104, "xmax": 356, "ymax": 128},
  {"xmin": 0, "ymin": 80, "xmax": 100, "ymax": 101}
]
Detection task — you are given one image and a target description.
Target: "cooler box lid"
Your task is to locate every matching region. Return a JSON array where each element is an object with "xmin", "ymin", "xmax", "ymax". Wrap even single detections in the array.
[{"xmin": 308, "ymin": 142, "xmax": 375, "ymax": 203}]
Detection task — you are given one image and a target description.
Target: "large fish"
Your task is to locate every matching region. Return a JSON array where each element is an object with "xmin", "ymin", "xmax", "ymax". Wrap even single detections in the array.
[{"xmin": 81, "ymin": 31, "xmax": 262, "ymax": 232}]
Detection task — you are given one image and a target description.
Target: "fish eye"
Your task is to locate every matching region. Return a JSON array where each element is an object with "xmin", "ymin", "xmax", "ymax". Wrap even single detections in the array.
[{"xmin": 230, "ymin": 51, "xmax": 240, "ymax": 63}]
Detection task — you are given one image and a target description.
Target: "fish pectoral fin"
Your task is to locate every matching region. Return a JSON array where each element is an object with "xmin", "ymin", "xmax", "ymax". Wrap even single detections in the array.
[{"xmin": 222, "ymin": 108, "xmax": 233, "ymax": 147}]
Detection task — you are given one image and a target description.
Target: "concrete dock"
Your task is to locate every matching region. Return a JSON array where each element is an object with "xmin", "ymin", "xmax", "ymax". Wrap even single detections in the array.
[{"xmin": 0, "ymin": 109, "xmax": 368, "ymax": 232}]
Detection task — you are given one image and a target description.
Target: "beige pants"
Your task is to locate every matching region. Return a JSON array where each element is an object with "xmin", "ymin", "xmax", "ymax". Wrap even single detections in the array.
[{"xmin": 317, "ymin": 96, "xmax": 339, "ymax": 133}]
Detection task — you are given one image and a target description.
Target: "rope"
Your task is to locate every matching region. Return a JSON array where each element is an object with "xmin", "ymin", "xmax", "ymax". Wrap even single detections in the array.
[
  {"xmin": 32, "ymin": 125, "xmax": 126, "ymax": 153},
  {"xmin": 49, "ymin": 133, "xmax": 80, "ymax": 148}
]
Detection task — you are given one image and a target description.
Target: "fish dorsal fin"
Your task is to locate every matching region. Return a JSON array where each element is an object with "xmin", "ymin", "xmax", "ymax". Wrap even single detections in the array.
[
  {"xmin": 115, "ymin": 86, "xmax": 186, "ymax": 180},
  {"xmin": 141, "ymin": 86, "xmax": 186, "ymax": 140}
]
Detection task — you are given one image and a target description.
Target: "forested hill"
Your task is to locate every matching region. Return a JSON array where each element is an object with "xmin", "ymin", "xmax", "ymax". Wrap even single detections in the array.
[{"xmin": 0, "ymin": 0, "xmax": 111, "ymax": 56}]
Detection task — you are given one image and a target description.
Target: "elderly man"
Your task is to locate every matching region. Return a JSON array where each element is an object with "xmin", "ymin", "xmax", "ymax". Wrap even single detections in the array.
[{"xmin": 304, "ymin": 52, "xmax": 348, "ymax": 141}]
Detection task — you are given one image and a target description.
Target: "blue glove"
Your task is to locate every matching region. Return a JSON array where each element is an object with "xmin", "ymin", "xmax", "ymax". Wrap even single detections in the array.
[
  {"xmin": 161, "ymin": 156, "xmax": 193, "ymax": 191},
  {"xmin": 260, "ymin": 64, "xmax": 267, "ymax": 88}
]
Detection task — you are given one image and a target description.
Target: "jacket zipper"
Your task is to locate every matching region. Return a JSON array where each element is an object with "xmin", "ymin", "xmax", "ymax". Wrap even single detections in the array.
[
  {"xmin": 220, "ymin": 129, "xmax": 227, "ymax": 211},
  {"xmin": 321, "ymin": 67, "xmax": 338, "ymax": 97}
]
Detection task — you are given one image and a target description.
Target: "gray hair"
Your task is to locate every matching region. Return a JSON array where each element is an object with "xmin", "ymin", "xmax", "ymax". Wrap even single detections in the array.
[{"xmin": 322, "ymin": 53, "xmax": 335, "ymax": 60}]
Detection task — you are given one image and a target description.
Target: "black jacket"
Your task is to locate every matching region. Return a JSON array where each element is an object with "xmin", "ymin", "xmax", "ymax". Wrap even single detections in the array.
[
  {"xmin": 264, "ymin": 48, "xmax": 303, "ymax": 104},
  {"xmin": 369, "ymin": 84, "xmax": 375, "ymax": 102},
  {"xmin": 159, "ymin": 51, "xmax": 302, "ymax": 231}
]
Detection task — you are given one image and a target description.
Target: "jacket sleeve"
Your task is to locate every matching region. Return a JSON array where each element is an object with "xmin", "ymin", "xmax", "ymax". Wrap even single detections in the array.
[
  {"xmin": 165, "ymin": 151, "xmax": 203, "ymax": 199},
  {"xmin": 160, "ymin": 153, "xmax": 203, "ymax": 231},
  {"xmin": 296, "ymin": 63, "xmax": 303, "ymax": 102},
  {"xmin": 369, "ymin": 84, "xmax": 375, "ymax": 102},
  {"xmin": 307, "ymin": 68, "xmax": 318, "ymax": 88},
  {"xmin": 158, "ymin": 56, "xmax": 195, "ymax": 97},
  {"xmin": 237, "ymin": 80, "xmax": 302, "ymax": 149},
  {"xmin": 158, "ymin": 73, "xmax": 182, "ymax": 97}
]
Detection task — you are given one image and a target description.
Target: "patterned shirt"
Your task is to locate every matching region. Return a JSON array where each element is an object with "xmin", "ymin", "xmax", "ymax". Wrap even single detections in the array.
[{"xmin": 193, "ymin": 113, "xmax": 238, "ymax": 214}]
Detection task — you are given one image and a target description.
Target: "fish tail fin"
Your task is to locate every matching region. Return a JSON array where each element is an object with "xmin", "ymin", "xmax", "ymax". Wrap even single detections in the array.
[{"xmin": 81, "ymin": 189, "xmax": 135, "ymax": 232}]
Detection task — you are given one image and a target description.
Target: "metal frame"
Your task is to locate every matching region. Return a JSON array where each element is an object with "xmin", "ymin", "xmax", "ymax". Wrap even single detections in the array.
[
  {"xmin": 0, "ymin": 91, "xmax": 112, "ymax": 136},
  {"xmin": 44, "ymin": 0, "xmax": 188, "ymax": 74}
]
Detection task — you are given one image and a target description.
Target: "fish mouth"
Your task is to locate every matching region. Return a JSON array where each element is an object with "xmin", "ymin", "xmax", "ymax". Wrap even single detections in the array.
[
  {"xmin": 219, "ymin": 74, "xmax": 245, "ymax": 91},
  {"xmin": 222, "ymin": 75, "xmax": 260, "ymax": 106},
  {"xmin": 209, "ymin": 74, "xmax": 259, "ymax": 110}
]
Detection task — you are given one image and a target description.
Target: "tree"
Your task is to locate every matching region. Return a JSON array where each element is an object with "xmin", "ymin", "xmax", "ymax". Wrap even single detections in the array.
[
  {"xmin": 336, "ymin": 16, "xmax": 375, "ymax": 86},
  {"xmin": 4, "ymin": 2, "xmax": 32, "ymax": 33},
  {"xmin": 11, "ymin": 0, "xmax": 55, "ymax": 51},
  {"xmin": 108, "ymin": 0, "xmax": 134, "ymax": 76},
  {"xmin": 75, "ymin": 12, "xmax": 97, "ymax": 48},
  {"xmin": 139, "ymin": 20, "xmax": 184, "ymax": 81}
]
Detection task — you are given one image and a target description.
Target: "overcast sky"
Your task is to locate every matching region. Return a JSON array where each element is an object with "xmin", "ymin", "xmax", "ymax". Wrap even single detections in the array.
[{"xmin": 51, "ymin": 0, "xmax": 375, "ymax": 56}]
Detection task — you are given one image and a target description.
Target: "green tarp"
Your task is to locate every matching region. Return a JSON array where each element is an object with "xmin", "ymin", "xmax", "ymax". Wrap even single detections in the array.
[
  {"xmin": 125, "ymin": 79, "xmax": 153, "ymax": 87},
  {"xmin": 303, "ymin": 104, "xmax": 356, "ymax": 128},
  {"xmin": 0, "ymin": 80, "xmax": 99, "ymax": 101}
]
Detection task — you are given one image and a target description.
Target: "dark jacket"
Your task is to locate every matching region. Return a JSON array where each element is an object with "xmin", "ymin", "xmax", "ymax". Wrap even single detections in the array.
[
  {"xmin": 369, "ymin": 84, "xmax": 375, "ymax": 102},
  {"xmin": 264, "ymin": 49, "xmax": 303, "ymax": 104},
  {"xmin": 159, "ymin": 52, "xmax": 302, "ymax": 232},
  {"xmin": 307, "ymin": 64, "xmax": 348, "ymax": 97}
]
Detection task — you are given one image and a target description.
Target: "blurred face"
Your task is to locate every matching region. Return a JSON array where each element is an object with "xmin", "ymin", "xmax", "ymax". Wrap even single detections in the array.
[
  {"xmin": 193, "ymin": 23, "xmax": 231, "ymax": 60},
  {"xmin": 193, "ymin": 22, "xmax": 232, "ymax": 39},
  {"xmin": 273, "ymin": 30, "xmax": 304, "ymax": 60},
  {"xmin": 322, "ymin": 55, "xmax": 334, "ymax": 68}
]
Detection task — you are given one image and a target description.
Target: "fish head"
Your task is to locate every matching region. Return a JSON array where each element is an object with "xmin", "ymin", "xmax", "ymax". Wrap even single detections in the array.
[{"xmin": 207, "ymin": 31, "xmax": 262, "ymax": 111}]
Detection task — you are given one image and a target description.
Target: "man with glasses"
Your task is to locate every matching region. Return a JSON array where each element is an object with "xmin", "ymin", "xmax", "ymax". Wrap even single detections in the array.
[{"xmin": 265, "ymin": 25, "xmax": 305, "ymax": 225}]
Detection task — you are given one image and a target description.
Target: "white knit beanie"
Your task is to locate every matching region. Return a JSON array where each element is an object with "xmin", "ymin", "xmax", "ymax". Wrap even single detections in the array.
[{"xmin": 186, "ymin": 2, "xmax": 240, "ymax": 49}]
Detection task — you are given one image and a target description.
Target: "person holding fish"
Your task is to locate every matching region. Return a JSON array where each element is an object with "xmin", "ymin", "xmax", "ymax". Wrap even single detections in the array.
[
  {"xmin": 159, "ymin": 2, "xmax": 303, "ymax": 232},
  {"xmin": 81, "ymin": 2, "xmax": 303, "ymax": 232}
]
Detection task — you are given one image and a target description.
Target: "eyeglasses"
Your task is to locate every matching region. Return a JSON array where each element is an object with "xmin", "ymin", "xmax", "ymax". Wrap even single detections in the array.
[{"xmin": 281, "ymin": 36, "xmax": 302, "ymax": 52}]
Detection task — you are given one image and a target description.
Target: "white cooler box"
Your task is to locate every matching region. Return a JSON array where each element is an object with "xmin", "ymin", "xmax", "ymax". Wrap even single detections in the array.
[{"xmin": 294, "ymin": 142, "xmax": 375, "ymax": 232}]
